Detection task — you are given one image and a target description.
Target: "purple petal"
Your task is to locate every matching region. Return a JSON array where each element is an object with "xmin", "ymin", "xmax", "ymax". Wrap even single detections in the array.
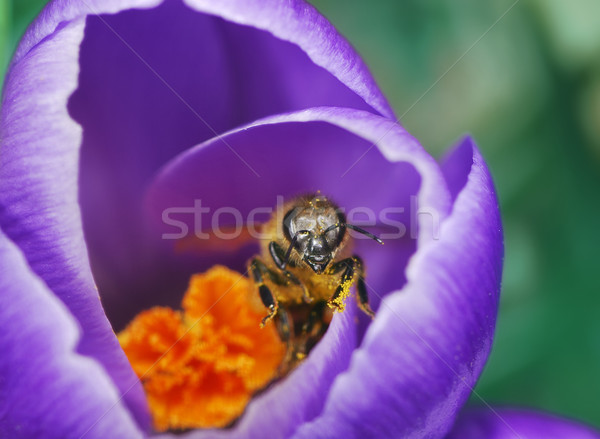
[
  {"xmin": 69, "ymin": 0, "xmax": 392, "ymax": 324},
  {"xmin": 12, "ymin": 0, "xmax": 392, "ymax": 326},
  {"xmin": 446, "ymin": 409, "xmax": 600, "ymax": 439},
  {"xmin": 0, "ymin": 19, "xmax": 149, "ymax": 428},
  {"xmin": 183, "ymin": 0, "xmax": 393, "ymax": 117},
  {"xmin": 292, "ymin": 137, "xmax": 503, "ymax": 438},
  {"xmin": 16, "ymin": 0, "xmax": 392, "ymax": 119},
  {"xmin": 144, "ymin": 107, "xmax": 451, "ymax": 438},
  {"xmin": 0, "ymin": 231, "xmax": 143, "ymax": 439},
  {"xmin": 1, "ymin": 0, "xmax": 392, "ymax": 428}
]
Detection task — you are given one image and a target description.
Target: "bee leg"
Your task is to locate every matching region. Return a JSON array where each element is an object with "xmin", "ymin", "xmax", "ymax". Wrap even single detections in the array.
[
  {"xmin": 302, "ymin": 300, "xmax": 327, "ymax": 338},
  {"xmin": 327, "ymin": 257, "xmax": 375, "ymax": 318},
  {"xmin": 327, "ymin": 257, "xmax": 357, "ymax": 312},
  {"xmin": 353, "ymin": 256, "xmax": 375, "ymax": 319},
  {"xmin": 249, "ymin": 258, "xmax": 278, "ymax": 327},
  {"xmin": 269, "ymin": 241, "xmax": 312, "ymax": 303},
  {"xmin": 304, "ymin": 301, "xmax": 331, "ymax": 354},
  {"xmin": 275, "ymin": 309, "xmax": 296, "ymax": 372}
]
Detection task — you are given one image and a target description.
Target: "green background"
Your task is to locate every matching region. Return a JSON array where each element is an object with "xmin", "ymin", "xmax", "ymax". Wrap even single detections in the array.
[{"xmin": 2, "ymin": 0, "xmax": 599, "ymax": 430}]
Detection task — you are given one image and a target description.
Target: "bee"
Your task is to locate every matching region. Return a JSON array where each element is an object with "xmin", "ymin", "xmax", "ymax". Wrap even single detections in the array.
[{"xmin": 248, "ymin": 193, "xmax": 383, "ymax": 367}]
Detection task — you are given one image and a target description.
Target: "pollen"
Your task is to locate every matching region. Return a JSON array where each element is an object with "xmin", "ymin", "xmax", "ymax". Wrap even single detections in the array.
[
  {"xmin": 328, "ymin": 278, "xmax": 353, "ymax": 312},
  {"xmin": 118, "ymin": 265, "xmax": 286, "ymax": 432}
]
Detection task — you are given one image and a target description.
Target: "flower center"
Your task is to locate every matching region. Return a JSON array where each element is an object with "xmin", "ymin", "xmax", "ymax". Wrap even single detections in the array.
[{"xmin": 117, "ymin": 265, "xmax": 286, "ymax": 432}]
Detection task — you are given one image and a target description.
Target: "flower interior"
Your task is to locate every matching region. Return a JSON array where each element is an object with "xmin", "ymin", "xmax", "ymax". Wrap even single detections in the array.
[
  {"xmin": 118, "ymin": 265, "xmax": 286, "ymax": 431},
  {"xmin": 66, "ymin": 0, "xmax": 422, "ymax": 433}
]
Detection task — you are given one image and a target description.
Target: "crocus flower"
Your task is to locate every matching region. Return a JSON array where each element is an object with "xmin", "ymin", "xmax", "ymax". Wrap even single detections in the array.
[{"xmin": 0, "ymin": 1, "xmax": 598, "ymax": 438}]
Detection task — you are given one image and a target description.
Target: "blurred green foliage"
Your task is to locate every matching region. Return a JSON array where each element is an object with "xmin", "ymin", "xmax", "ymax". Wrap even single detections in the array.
[
  {"xmin": 1, "ymin": 0, "xmax": 49, "ymax": 84},
  {"xmin": 2, "ymin": 0, "xmax": 600, "ymax": 430}
]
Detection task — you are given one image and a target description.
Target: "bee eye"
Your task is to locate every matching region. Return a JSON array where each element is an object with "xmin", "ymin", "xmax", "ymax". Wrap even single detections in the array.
[{"xmin": 324, "ymin": 230, "xmax": 339, "ymax": 246}]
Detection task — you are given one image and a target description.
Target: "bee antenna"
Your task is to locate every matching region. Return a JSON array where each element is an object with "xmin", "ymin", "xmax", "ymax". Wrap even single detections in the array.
[{"xmin": 345, "ymin": 224, "xmax": 384, "ymax": 245}]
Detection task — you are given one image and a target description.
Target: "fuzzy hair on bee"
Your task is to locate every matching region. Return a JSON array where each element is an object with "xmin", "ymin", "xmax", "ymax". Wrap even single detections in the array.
[{"xmin": 247, "ymin": 193, "xmax": 383, "ymax": 369}]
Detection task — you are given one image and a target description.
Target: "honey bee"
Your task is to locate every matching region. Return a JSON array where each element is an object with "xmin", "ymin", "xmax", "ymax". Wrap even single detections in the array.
[{"xmin": 248, "ymin": 193, "xmax": 383, "ymax": 367}]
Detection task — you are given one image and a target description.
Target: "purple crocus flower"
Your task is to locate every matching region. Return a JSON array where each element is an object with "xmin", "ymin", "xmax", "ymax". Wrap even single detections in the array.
[{"xmin": 0, "ymin": 0, "xmax": 598, "ymax": 438}]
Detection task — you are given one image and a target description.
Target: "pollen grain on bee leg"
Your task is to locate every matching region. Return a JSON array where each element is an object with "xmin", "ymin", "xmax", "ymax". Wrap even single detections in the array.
[
  {"xmin": 117, "ymin": 265, "xmax": 286, "ymax": 432},
  {"xmin": 328, "ymin": 279, "xmax": 353, "ymax": 312}
]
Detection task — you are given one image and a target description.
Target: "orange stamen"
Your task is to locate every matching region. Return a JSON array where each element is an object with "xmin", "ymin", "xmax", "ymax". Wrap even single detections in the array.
[{"xmin": 118, "ymin": 265, "xmax": 286, "ymax": 432}]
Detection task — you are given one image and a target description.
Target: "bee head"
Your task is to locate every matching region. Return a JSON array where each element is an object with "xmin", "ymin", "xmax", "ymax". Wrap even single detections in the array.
[{"xmin": 283, "ymin": 198, "xmax": 346, "ymax": 274}]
